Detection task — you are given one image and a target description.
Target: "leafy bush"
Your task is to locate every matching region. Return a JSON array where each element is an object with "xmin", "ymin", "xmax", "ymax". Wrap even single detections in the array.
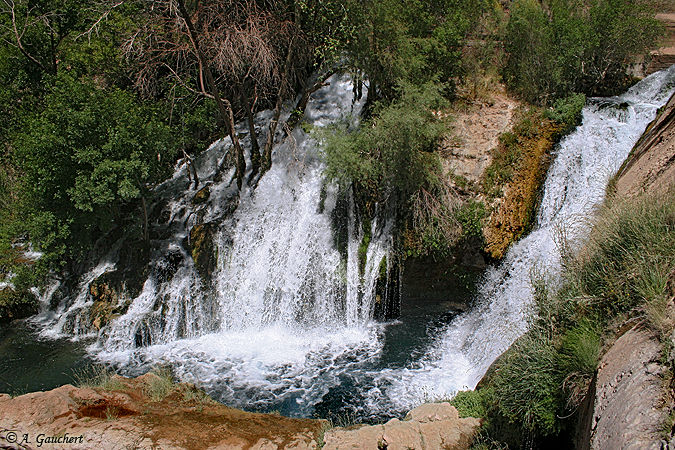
[
  {"xmin": 12, "ymin": 74, "xmax": 178, "ymax": 265},
  {"xmin": 456, "ymin": 200, "xmax": 487, "ymax": 238},
  {"xmin": 343, "ymin": 0, "xmax": 489, "ymax": 99},
  {"xmin": 321, "ymin": 81, "xmax": 448, "ymax": 201},
  {"xmin": 544, "ymin": 93, "xmax": 586, "ymax": 136},
  {"xmin": 503, "ymin": 0, "xmax": 663, "ymax": 104}
]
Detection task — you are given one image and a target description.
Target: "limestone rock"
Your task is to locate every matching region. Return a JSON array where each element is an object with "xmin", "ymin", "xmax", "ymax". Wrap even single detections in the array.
[
  {"xmin": 322, "ymin": 424, "xmax": 385, "ymax": 449},
  {"xmin": 322, "ymin": 402, "xmax": 481, "ymax": 450},
  {"xmin": 404, "ymin": 401, "xmax": 459, "ymax": 423},
  {"xmin": 614, "ymin": 89, "xmax": 675, "ymax": 198},
  {"xmin": 0, "ymin": 376, "xmax": 323, "ymax": 450},
  {"xmin": 581, "ymin": 325, "xmax": 670, "ymax": 450}
]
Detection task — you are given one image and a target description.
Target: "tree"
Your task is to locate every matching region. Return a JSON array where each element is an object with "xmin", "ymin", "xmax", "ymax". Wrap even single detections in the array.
[
  {"xmin": 87, "ymin": 0, "xmax": 309, "ymax": 188},
  {"xmin": 503, "ymin": 0, "xmax": 663, "ymax": 104},
  {"xmin": 13, "ymin": 75, "xmax": 177, "ymax": 262}
]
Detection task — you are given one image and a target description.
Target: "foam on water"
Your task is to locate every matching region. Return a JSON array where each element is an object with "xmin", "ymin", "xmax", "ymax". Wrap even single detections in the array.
[
  {"xmin": 364, "ymin": 65, "xmax": 675, "ymax": 413},
  {"xmin": 33, "ymin": 66, "xmax": 675, "ymax": 419}
]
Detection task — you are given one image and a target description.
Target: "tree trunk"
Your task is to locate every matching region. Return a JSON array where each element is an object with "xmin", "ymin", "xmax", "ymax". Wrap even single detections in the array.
[
  {"xmin": 239, "ymin": 85, "xmax": 261, "ymax": 181},
  {"xmin": 175, "ymin": 0, "xmax": 245, "ymax": 189},
  {"xmin": 183, "ymin": 150, "xmax": 199, "ymax": 190},
  {"xmin": 260, "ymin": 38, "xmax": 296, "ymax": 176},
  {"xmin": 141, "ymin": 194, "xmax": 149, "ymax": 245}
]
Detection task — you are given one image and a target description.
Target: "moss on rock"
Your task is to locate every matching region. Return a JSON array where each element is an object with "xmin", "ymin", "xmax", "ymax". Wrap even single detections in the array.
[
  {"xmin": 189, "ymin": 222, "xmax": 217, "ymax": 281},
  {"xmin": 482, "ymin": 110, "xmax": 559, "ymax": 259},
  {"xmin": 191, "ymin": 185, "xmax": 211, "ymax": 205}
]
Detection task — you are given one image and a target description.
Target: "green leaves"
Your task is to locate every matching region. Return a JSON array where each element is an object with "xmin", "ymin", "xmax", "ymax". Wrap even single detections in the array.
[
  {"xmin": 12, "ymin": 74, "xmax": 177, "ymax": 260},
  {"xmin": 504, "ymin": 0, "xmax": 663, "ymax": 104},
  {"xmin": 320, "ymin": 81, "xmax": 448, "ymax": 204}
]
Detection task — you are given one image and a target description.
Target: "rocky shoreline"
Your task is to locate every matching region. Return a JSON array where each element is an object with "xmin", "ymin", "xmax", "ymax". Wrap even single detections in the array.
[{"xmin": 0, "ymin": 374, "xmax": 480, "ymax": 450}]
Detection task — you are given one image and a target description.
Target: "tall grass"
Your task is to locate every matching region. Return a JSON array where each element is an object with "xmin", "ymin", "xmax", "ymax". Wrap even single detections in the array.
[{"xmin": 463, "ymin": 191, "xmax": 675, "ymax": 447}]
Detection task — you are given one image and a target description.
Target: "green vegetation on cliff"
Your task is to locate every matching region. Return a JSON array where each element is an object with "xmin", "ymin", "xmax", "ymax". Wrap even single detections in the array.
[
  {"xmin": 504, "ymin": 0, "xmax": 664, "ymax": 104},
  {"xmin": 452, "ymin": 191, "xmax": 675, "ymax": 447}
]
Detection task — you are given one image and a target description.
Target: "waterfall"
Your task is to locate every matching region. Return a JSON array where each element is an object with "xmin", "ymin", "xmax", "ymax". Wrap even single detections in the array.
[
  {"xmin": 35, "ymin": 75, "xmax": 393, "ymax": 416},
  {"xmin": 32, "ymin": 65, "xmax": 675, "ymax": 420},
  {"xmin": 368, "ymin": 65, "xmax": 675, "ymax": 412}
]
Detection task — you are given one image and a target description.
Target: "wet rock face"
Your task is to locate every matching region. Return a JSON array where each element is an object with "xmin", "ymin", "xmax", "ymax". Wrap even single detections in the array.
[
  {"xmin": 373, "ymin": 257, "xmax": 401, "ymax": 321},
  {"xmin": 88, "ymin": 275, "xmax": 125, "ymax": 331},
  {"xmin": 191, "ymin": 184, "xmax": 211, "ymax": 205},
  {"xmin": 322, "ymin": 402, "xmax": 481, "ymax": 450},
  {"xmin": 87, "ymin": 240, "xmax": 151, "ymax": 331},
  {"xmin": 188, "ymin": 222, "xmax": 218, "ymax": 281}
]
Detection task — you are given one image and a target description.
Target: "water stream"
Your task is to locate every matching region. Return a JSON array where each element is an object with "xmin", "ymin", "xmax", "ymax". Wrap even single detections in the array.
[{"xmin": 5, "ymin": 66, "xmax": 674, "ymax": 421}]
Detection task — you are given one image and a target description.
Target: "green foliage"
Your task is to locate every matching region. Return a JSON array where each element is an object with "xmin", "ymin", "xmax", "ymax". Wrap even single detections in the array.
[
  {"xmin": 450, "ymin": 388, "xmax": 493, "ymax": 419},
  {"xmin": 456, "ymin": 200, "xmax": 487, "ymax": 238},
  {"xmin": 480, "ymin": 192, "xmax": 675, "ymax": 446},
  {"xmin": 342, "ymin": 0, "xmax": 489, "ymax": 99},
  {"xmin": 492, "ymin": 333, "xmax": 563, "ymax": 436},
  {"xmin": 558, "ymin": 322, "xmax": 600, "ymax": 377},
  {"xmin": 504, "ymin": 0, "xmax": 663, "ymax": 104},
  {"xmin": 560, "ymin": 192, "xmax": 675, "ymax": 319},
  {"xmin": 545, "ymin": 93, "xmax": 586, "ymax": 136},
  {"xmin": 321, "ymin": 82, "xmax": 448, "ymax": 204},
  {"xmin": 12, "ymin": 74, "xmax": 177, "ymax": 263},
  {"xmin": 0, "ymin": 286, "xmax": 37, "ymax": 323}
]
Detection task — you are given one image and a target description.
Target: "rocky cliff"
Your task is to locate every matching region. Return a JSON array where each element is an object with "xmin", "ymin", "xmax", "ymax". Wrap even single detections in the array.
[{"xmin": 613, "ymin": 90, "xmax": 675, "ymax": 197}]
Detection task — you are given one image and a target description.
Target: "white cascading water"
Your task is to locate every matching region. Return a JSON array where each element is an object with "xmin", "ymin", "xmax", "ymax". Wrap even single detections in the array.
[
  {"xmin": 33, "ymin": 66, "xmax": 675, "ymax": 419},
  {"xmin": 35, "ymin": 74, "xmax": 393, "ymax": 416},
  {"xmin": 368, "ymin": 65, "xmax": 675, "ymax": 413}
]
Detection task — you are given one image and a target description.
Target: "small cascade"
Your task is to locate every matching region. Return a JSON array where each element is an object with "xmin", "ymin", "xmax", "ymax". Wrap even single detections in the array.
[{"xmin": 368, "ymin": 65, "xmax": 675, "ymax": 413}]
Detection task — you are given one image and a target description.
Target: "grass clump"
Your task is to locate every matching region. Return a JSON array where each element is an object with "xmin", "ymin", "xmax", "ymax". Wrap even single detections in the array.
[
  {"xmin": 180, "ymin": 384, "xmax": 216, "ymax": 406},
  {"xmin": 144, "ymin": 367, "xmax": 175, "ymax": 402},
  {"xmin": 74, "ymin": 365, "xmax": 126, "ymax": 392},
  {"xmin": 450, "ymin": 388, "xmax": 493, "ymax": 419}
]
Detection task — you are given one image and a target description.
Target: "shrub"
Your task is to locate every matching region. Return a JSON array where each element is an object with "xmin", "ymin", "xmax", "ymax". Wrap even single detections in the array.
[
  {"xmin": 492, "ymin": 332, "xmax": 563, "ymax": 436},
  {"xmin": 450, "ymin": 388, "xmax": 493, "ymax": 419},
  {"xmin": 503, "ymin": 0, "xmax": 663, "ymax": 104},
  {"xmin": 545, "ymin": 93, "xmax": 586, "ymax": 136}
]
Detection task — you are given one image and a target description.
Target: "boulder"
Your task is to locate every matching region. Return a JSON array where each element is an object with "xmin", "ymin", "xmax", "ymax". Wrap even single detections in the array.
[{"xmin": 322, "ymin": 402, "xmax": 481, "ymax": 450}]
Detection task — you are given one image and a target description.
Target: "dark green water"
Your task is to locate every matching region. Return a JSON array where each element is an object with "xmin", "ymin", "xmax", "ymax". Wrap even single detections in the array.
[{"xmin": 0, "ymin": 321, "xmax": 94, "ymax": 395}]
